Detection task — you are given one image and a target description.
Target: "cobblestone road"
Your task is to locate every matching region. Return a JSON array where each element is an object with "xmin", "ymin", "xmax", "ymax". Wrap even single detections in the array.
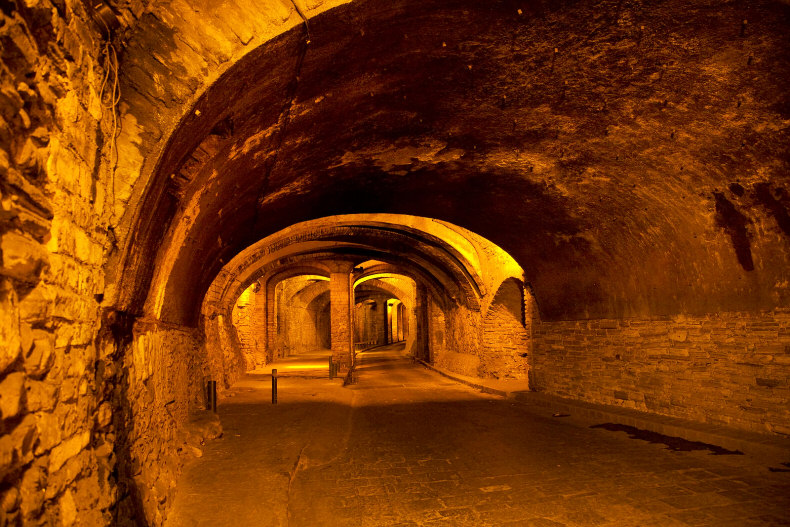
[{"xmin": 168, "ymin": 345, "xmax": 790, "ymax": 526}]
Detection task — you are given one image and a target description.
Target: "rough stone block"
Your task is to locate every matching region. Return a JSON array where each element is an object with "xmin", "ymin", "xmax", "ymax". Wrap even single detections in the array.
[
  {"xmin": 0, "ymin": 231, "xmax": 49, "ymax": 282},
  {"xmin": 1, "ymin": 486, "xmax": 19, "ymax": 513},
  {"xmin": 0, "ymin": 372, "xmax": 26, "ymax": 420},
  {"xmin": 23, "ymin": 329, "xmax": 55, "ymax": 378},
  {"xmin": 0, "ymin": 415, "xmax": 36, "ymax": 475},
  {"xmin": 59, "ymin": 489, "xmax": 77, "ymax": 526},
  {"xmin": 34, "ymin": 411, "xmax": 62, "ymax": 455},
  {"xmin": 18, "ymin": 459, "xmax": 45, "ymax": 519},
  {"xmin": 49, "ymin": 430, "xmax": 90, "ymax": 473},
  {"xmin": 25, "ymin": 379, "xmax": 57, "ymax": 413},
  {"xmin": 0, "ymin": 281, "xmax": 22, "ymax": 374}
]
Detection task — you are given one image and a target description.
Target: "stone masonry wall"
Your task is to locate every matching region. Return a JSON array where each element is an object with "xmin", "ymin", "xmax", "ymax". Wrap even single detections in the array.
[
  {"xmin": 231, "ymin": 284, "xmax": 267, "ymax": 370},
  {"xmin": 0, "ymin": 3, "xmax": 117, "ymax": 524},
  {"xmin": 432, "ymin": 302, "xmax": 483, "ymax": 378},
  {"xmin": 113, "ymin": 322, "xmax": 205, "ymax": 525},
  {"xmin": 480, "ymin": 279, "xmax": 529, "ymax": 380},
  {"xmin": 531, "ymin": 311, "xmax": 790, "ymax": 436}
]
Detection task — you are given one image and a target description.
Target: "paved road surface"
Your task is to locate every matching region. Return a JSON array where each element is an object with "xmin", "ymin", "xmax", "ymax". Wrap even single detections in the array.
[{"xmin": 167, "ymin": 344, "xmax": 790, "ymax": 526}]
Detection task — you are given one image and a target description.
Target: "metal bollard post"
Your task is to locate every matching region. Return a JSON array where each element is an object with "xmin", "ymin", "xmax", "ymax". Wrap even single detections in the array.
[
  {"xmin": 206, "ymin": 380, "xmax": 217, "ymax": 412},
  {"xmin": 329, "ymin": 357, "xmax": 334, "ymax": 379},
  {"xmin": 272, "ymin": 369, "xmax": 278, "ymax": 404}
]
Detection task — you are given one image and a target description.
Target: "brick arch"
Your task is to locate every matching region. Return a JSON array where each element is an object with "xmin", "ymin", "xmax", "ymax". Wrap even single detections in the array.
[
  {"xmin": 355, "ymin": 278, "xmax": 412, "ymax": 311},
  {"xmin": 355, "ymin": 277, "xmax": 418, "ymax": 352},
  {"xmin": 480, "ymin": 278, "xmax": 530, "ymax": 380},
  {"xmin": 107, "ymin": 0, "xmax": 352, "ymax": 311},
  {"xmin": 267, "ymin": 276, "xmax": 332, "ymax": 359},
  {"xmin": 109, "ymin": 0, "xmax": 790, "ymax": 328},
  {"xmin": 200, "ymin": 216, "xmax": 494, "ymax": 326}
]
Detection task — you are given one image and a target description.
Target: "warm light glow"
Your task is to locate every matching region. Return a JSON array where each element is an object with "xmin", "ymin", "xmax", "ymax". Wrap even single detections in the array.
[{"xmin": 355, "ymin": 272, "xmax": 403, "ymax": 287}]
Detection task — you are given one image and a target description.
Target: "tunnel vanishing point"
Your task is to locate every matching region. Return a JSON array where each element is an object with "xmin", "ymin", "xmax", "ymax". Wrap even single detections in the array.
[{"xmin": 0, "ymin": 0, "xmax": 789, "ymax": 525}]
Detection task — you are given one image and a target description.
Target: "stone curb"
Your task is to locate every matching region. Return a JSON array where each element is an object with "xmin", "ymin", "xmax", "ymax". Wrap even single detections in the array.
[{"xmin": 416, "ymin": 359, "xmax": 790, "ymax": 465}]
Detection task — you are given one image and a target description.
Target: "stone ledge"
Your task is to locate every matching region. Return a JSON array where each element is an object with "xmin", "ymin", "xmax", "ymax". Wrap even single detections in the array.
[{"xmin": 416, "ymin": 359, "xmax": 790, "ymax": 465}]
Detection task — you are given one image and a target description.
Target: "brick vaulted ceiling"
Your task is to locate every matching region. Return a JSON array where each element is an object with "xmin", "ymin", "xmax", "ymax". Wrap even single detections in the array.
[{"xmin": 116, "ymin": 0, "xmax": 790, "ymax": 322}]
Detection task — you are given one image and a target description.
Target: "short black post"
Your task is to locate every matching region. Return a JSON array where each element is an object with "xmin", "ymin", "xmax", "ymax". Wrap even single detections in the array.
[
  {"xmin": 206, "ymin": 380, "xmax": 217, "ymax": 412},
  {"xmin": 272, "ymin": 369, "xmax": 278, "ymax": 404},
  {"xmin": 328, "ymin": 357, "xmax": 334, "ymax": 379}
]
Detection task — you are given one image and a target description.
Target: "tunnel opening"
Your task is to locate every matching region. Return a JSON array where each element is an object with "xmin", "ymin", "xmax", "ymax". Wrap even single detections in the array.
[
  {"xmin": 200, "ymin": 214, "xmax": 530, "ymax": 391},
  {"xmin": 2, "ymin": 0, "xmax": 789, "ymax": 524}
]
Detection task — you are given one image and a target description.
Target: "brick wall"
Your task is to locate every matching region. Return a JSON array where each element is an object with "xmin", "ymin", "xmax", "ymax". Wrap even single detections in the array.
[
  {"xmin": 480, "ymin": 278, "xmax": 529, "ymax": 380},
  {"xmin": 531, "ymin": 311, "xmax": 790, "ymax": 435}
]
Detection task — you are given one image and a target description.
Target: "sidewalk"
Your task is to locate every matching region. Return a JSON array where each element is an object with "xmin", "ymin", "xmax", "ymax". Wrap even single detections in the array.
[{"xmin": 417, "ymin": 359, "xmax": 790, "ymax": 465}]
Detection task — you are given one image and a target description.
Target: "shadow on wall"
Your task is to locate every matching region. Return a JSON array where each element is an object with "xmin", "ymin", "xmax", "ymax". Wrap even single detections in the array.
[{"xmin": 480, "ymin": 278, "xmax": 530, "ymax": 380}]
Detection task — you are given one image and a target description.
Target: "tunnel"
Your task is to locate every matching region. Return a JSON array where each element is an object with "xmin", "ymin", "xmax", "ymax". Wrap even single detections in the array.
[{"xmin": 0, "ymin": 0, "xmax": 789, "ymax": 525}]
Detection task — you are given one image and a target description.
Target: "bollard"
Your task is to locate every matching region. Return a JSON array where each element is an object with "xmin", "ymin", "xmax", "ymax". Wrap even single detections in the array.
[
  {"xmin": 206, "ymin": 380, "xmax": 217, "ymax": 412},
  {"xmin": 272, "ymin": 369, "xmax": 278, "ymax": 404},
  {"xmin": 328, "ymin": 357, "xmax": 334, "ymax": 379}
]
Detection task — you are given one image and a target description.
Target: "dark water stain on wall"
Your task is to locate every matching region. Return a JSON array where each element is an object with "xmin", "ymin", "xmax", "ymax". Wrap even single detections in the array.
[
  {"xmin": 754, "ymin": 183, "xmax": 790, "ymax": 238},
  {"xmin": 713, "ymin": 192, "xmax": 754, "ymax": 271}
]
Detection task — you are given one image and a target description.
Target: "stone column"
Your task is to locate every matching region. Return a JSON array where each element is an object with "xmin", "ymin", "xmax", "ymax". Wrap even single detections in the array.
[
  {"xmin": 382, "ymin": 299, "xmax": 390, "ymax": 345},
  {"xmin": 327, "ymin": 261, "xmax": 356, "ymax": 371},
  {"xmin": 265, "ymin": 279, "xmax": 277, "ymax": 363},
  {"xmin": 415, "ymin": 284, "xmax": 430, "ymax": 361},
  {"xmin": 249, "ymin": 283, "xmax": 267, "ymax": 368}
]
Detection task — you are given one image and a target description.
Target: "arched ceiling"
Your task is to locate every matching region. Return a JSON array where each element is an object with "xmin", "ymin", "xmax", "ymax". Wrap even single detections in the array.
[
  {"xmin": 198, "ymin": 215, "xmax": 494, "ymax": 327},
  {"xmin": 118, "ymin": 0, "xmax": 790, "ymax": 322}
]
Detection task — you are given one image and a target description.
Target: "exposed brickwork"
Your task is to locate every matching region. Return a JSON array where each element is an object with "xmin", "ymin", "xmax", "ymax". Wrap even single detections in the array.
[
  {"xmin": 1, "ymin": 0, "xmax": 788, "ymax": 524},
  {"xmin": 116, "ymin": 322, "xmax": 207, "ymax": 523},
  {"xmin": 355, "ymin": 297, "xmax": 387, "ymax": 348},
  {"xmin": 531, "ymin": 312, "xmax": 790, "ymax": 435},
  {"xmin": 231, "ymin": 283, "xmax": 268, "ymax": 369},
  {"xmin": 329, "ymin": 269, "xmax": 354, "ymax": 370},
  {"xmin": 480, "ymin": 279, "xmax": 529, "ymax": 380}
]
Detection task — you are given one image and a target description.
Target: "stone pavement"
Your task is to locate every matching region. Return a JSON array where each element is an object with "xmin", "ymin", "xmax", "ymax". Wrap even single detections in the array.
[
  {"xmin": 167, "ymin": 344, "xmax": 790, "ymax": 526},
  {"xmin": 249, "ymin": 349, "xmax": 334, "ymax": 377}
]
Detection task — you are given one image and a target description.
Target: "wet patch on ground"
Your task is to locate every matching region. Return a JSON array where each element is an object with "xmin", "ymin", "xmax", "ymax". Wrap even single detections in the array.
[{"xmin": 590, "ymin": 423, "xmax": 744, "ymax": 455}]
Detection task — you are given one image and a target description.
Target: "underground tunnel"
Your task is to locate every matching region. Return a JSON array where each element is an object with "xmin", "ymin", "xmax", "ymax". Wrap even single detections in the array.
[{"xmin": 0, "ymin": 0, "xmax": 789, "ymax": 525}]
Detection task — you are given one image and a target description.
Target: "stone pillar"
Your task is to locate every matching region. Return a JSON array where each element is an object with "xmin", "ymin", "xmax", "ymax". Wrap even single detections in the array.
[
  {"xmin": 382, "ymin": 299, "xmax": 390, "ymax": 345},
  {"xmin": 251, "ymin": 285, "xmax": 267, "ymax": 367},
  {"xmin": 386, "ymin": 300, "xmax": 393, "ymax": 344},
  {"xmin": 415, "ymin": 284, "xmax": 430, "ymax": 361},
  {"xmin": 327, "ymin": 261, "xmax": 356, "ymax": 371},
  {"xmin": 265, "ymin": 280, "xmax": 277, "ymax": 363}
]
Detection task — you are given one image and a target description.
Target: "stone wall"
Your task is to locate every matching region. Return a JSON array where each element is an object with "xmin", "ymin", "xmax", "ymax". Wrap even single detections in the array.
[
  {"xmin": 430, "ymin": 279, "xmax": 530, "ymax": 381},
  {"xmin": 480, "ymin": 279, "xmax": 529, "ymax": 380},
  {"xmin": 231, "ymin": 284, "xmax": 267, "ymax": 370},
  {"xmin": 432, "ymin": 302, "xmax": 483, "ymax": 377},
  {"xmin": 203, "ymin": 313, "xmax": 245, "ymax": 389},
  {"xmin": 0, "ymin": 3, "xmax": 116, "ymax": 524},
  {"xmin": 114, "ymin": 321, "xmax": 205, "ymax": 524},
  {"xmin": 531, "ymin": 311, "xmax": 790, "ymax": 435},
  {"xmin": 354, "ymin": 298, "xmax": 387, "ymax": 348}
]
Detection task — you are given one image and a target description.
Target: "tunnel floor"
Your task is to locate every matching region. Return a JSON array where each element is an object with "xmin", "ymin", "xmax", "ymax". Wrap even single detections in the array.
[{"xmin": 166, "ymin": 345, "xmax": 790, "ymax": 526}]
